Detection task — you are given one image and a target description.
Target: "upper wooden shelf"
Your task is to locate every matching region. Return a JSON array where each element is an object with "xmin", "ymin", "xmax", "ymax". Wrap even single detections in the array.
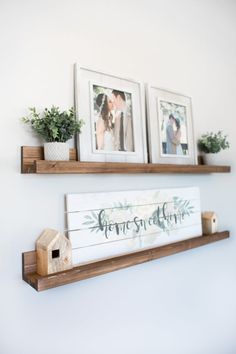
[
  {"xmin": 21, "ymin": 146, "xmax": 231, "ymax": 174},
  {"xmin": 22, "ymin": 231, "xmax": 230, "ymax": 291}
]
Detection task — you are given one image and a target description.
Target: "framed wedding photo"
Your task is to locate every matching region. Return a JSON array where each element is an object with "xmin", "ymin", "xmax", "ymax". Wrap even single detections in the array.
[
  {"xmin": 75, "ymin": 64, "xmax": 147, "ymax": 163},
  {"xmin": 146, "ymin": 85, "xmax": 197, "ymax": 165}
]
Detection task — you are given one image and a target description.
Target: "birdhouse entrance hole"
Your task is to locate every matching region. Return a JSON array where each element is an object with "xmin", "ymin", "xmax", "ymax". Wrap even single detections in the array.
[{"xmin": 52, "ymin": 249, "xmax": 60, "ymax": 259}]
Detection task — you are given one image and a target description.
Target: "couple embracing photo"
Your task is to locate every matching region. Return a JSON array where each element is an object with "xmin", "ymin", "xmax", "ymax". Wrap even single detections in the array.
[
  {"xmin": 93, "ymin": 86, "xmax": 134, "ymax": 153},
  {"xmin": 159, "ymin": 100, "xmax": 189, "ymax": 157}
]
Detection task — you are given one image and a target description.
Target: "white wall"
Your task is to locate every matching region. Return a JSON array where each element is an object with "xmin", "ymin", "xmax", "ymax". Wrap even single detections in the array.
[{"xmin": 1, "ymin": 0, "xmax": 236, "ymax": 353}]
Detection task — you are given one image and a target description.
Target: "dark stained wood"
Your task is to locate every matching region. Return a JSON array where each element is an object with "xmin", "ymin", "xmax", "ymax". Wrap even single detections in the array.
[
  {"xmin": 21, "ymin": 146, "xmax": 231, "ymax": 174},
  {"xmin": 22, "ymin": 231, "xmax": 230, "ymax": 291},
  {"xmin": 21, "ymin": 146, "xmax": 77, "ymax": 173},
  {"xmin": 22, "ymin": 251, "xmax": 37, "ymax": 275},
  {"xmin": 198, "ymin": 155, "xmax": 204, "ymax": 165},
  {"xmin": 34, "ymin": 161, "xmax": 231, "ymax": 174}
]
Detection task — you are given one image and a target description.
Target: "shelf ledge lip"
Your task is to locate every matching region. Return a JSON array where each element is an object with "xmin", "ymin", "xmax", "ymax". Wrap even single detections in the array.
[
  {"xmin": 34, "ymin": 160, "xmax": 231, "ymax": 174},
  {"xmin": 22, "ymin": 231, "xmax": 230, "ymax": 291}
]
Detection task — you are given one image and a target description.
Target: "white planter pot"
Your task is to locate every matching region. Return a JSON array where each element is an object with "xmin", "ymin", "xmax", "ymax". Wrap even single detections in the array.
[
  {"xmin": 44, "ymin": 142, "xmax": 70, "ymax": 161},
  {"xmin": 203, "ymin": 151, "xmax": 229, "ymax": 166}
]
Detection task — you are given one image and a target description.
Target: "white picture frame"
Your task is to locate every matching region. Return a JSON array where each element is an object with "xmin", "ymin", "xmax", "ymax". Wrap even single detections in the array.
[
  {"xmin": 146, "ymin": 85, "xmax": 197, "ymax": 164},
  {"xmin": 74, "ymin": 64, "xmax": 147, "ymax": 163}
]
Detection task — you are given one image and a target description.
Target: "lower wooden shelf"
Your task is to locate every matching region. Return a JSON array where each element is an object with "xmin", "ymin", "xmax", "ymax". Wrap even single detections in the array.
[{"xmin": 22, "ymin": 231, "xmax": 229, "ymax": 291}]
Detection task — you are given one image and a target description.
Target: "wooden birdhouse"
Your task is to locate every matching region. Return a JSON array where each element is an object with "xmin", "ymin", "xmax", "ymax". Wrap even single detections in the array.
[
  {"xmin": 36, "ymin": 228, "xmax": 72, "ymax": 276},
  {"xmin": 201, "ymin": 212, "xmax": 218, "ymax": 235}
]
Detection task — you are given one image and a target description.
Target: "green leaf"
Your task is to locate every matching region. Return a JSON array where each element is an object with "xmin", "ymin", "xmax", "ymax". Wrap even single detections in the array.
[
  {"xmin": 82, "ymin": 220, "xmax": 95, "ymax": 225},
  {"xmin": 21, "ymin": 105, "xmax": 84, "ymax": 142},
  {"xmin": 84, "ymin": 215, "xmax": 92, "ymax": 220}
]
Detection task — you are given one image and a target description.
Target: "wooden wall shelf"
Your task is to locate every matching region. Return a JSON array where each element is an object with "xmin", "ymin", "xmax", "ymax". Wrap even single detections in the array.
[
  {"xmin": 22, "ymin": 231, "xmax": 229, "ymax": 291},
  {"xmin": 21, "ymin": 146, "xmax": 231, "ymax": 174}
]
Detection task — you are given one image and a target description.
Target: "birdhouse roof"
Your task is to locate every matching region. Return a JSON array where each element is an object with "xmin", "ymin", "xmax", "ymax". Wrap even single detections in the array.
[
  {"xmin": 36, "ymin": 228, "xmax": 64, "ymax": 250},
  {"xmin": 202, "ymin": 212, "xmax": 217, "ymax": 219}
]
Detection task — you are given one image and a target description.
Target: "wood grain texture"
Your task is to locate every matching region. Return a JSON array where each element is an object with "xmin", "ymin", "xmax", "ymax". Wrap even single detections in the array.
[
  {"xmin": 36, "ymin": 229, "xmax": 72, "ymax": 276},
  {"xmin": 34, "ymin": 161, "xmax": 231, "ymax": 174},
  {"xmin": 66, "ymin": 187, "xmax": 202, "ymax": 265},
  {"xmin": 21, "ymin": 146, "xmax": 231, "ymax": 174},
  {"xmin": 22, "ymin": 231, "xmax": 230, "ymax": 291},
  {"xmin": 21, "ymin": 146, "xmax": 77, "ymax": 173}
]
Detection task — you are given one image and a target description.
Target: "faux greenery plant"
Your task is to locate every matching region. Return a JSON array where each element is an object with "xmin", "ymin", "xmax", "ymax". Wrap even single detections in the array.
[
  {"xmin": 198, "ymin": 131, "xmax": 230, "ymax": 154},
  {"xmin": 22, "ymin": 106, "xmax": 84, "ymax": 142}
]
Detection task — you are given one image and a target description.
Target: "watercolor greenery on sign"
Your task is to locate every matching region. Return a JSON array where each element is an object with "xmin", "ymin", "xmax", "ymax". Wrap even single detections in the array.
[
  {"xmin": 82, "ymin": 196, "xmax": 195, "ymax": 239},
  {"xmin": 82, "ymin": 201, "xmax": 133, "ymax": 235}
]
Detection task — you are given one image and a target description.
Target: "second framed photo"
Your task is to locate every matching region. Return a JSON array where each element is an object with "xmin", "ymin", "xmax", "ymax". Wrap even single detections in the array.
[
  {"xmin": 146, "ymin": 85, "xmax": 197, "ymax": 164},
  {"xmin": 75, "ymin": 64, "xmax": 147, "ymax": 163}
]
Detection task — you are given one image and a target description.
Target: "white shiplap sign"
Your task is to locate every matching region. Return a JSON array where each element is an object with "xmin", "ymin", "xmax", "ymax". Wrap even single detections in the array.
[{"xmin": 66, "ymin": 187, "xmax": 202, "ymax": 265}]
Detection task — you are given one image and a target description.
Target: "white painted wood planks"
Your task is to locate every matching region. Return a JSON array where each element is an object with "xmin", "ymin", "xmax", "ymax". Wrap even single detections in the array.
[{"xmin": 66, "ymin": 187, "xmax": 202, "ymax": 265}]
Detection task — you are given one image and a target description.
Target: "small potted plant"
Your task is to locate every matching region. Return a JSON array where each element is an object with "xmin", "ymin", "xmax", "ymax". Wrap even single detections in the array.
[
  {"xmin": 198, "ymin": 130, "xmax": 230, "ymax": 165},
  {"xmin": 22, "ymin": 106, "xmax": 84, "ymax": 161}
]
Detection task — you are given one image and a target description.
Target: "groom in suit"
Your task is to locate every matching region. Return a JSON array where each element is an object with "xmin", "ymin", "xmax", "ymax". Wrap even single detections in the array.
[
  {"xmin": 111, "ymin": 90, "xmax": 134, "ymax": 152},
  {"xmin": 166, "ymin": 114, "xmax": 179, "ymax": 154}
]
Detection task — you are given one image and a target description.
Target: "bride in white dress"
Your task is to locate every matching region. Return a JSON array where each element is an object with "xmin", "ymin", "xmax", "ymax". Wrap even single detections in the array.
[
  {"xmin": 174, "ymin": 118, "xmax": 183, "ymax": 155},
  {"xmin": 96, "ymin": 93, "xmax": 114, "ymax": 151}
]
